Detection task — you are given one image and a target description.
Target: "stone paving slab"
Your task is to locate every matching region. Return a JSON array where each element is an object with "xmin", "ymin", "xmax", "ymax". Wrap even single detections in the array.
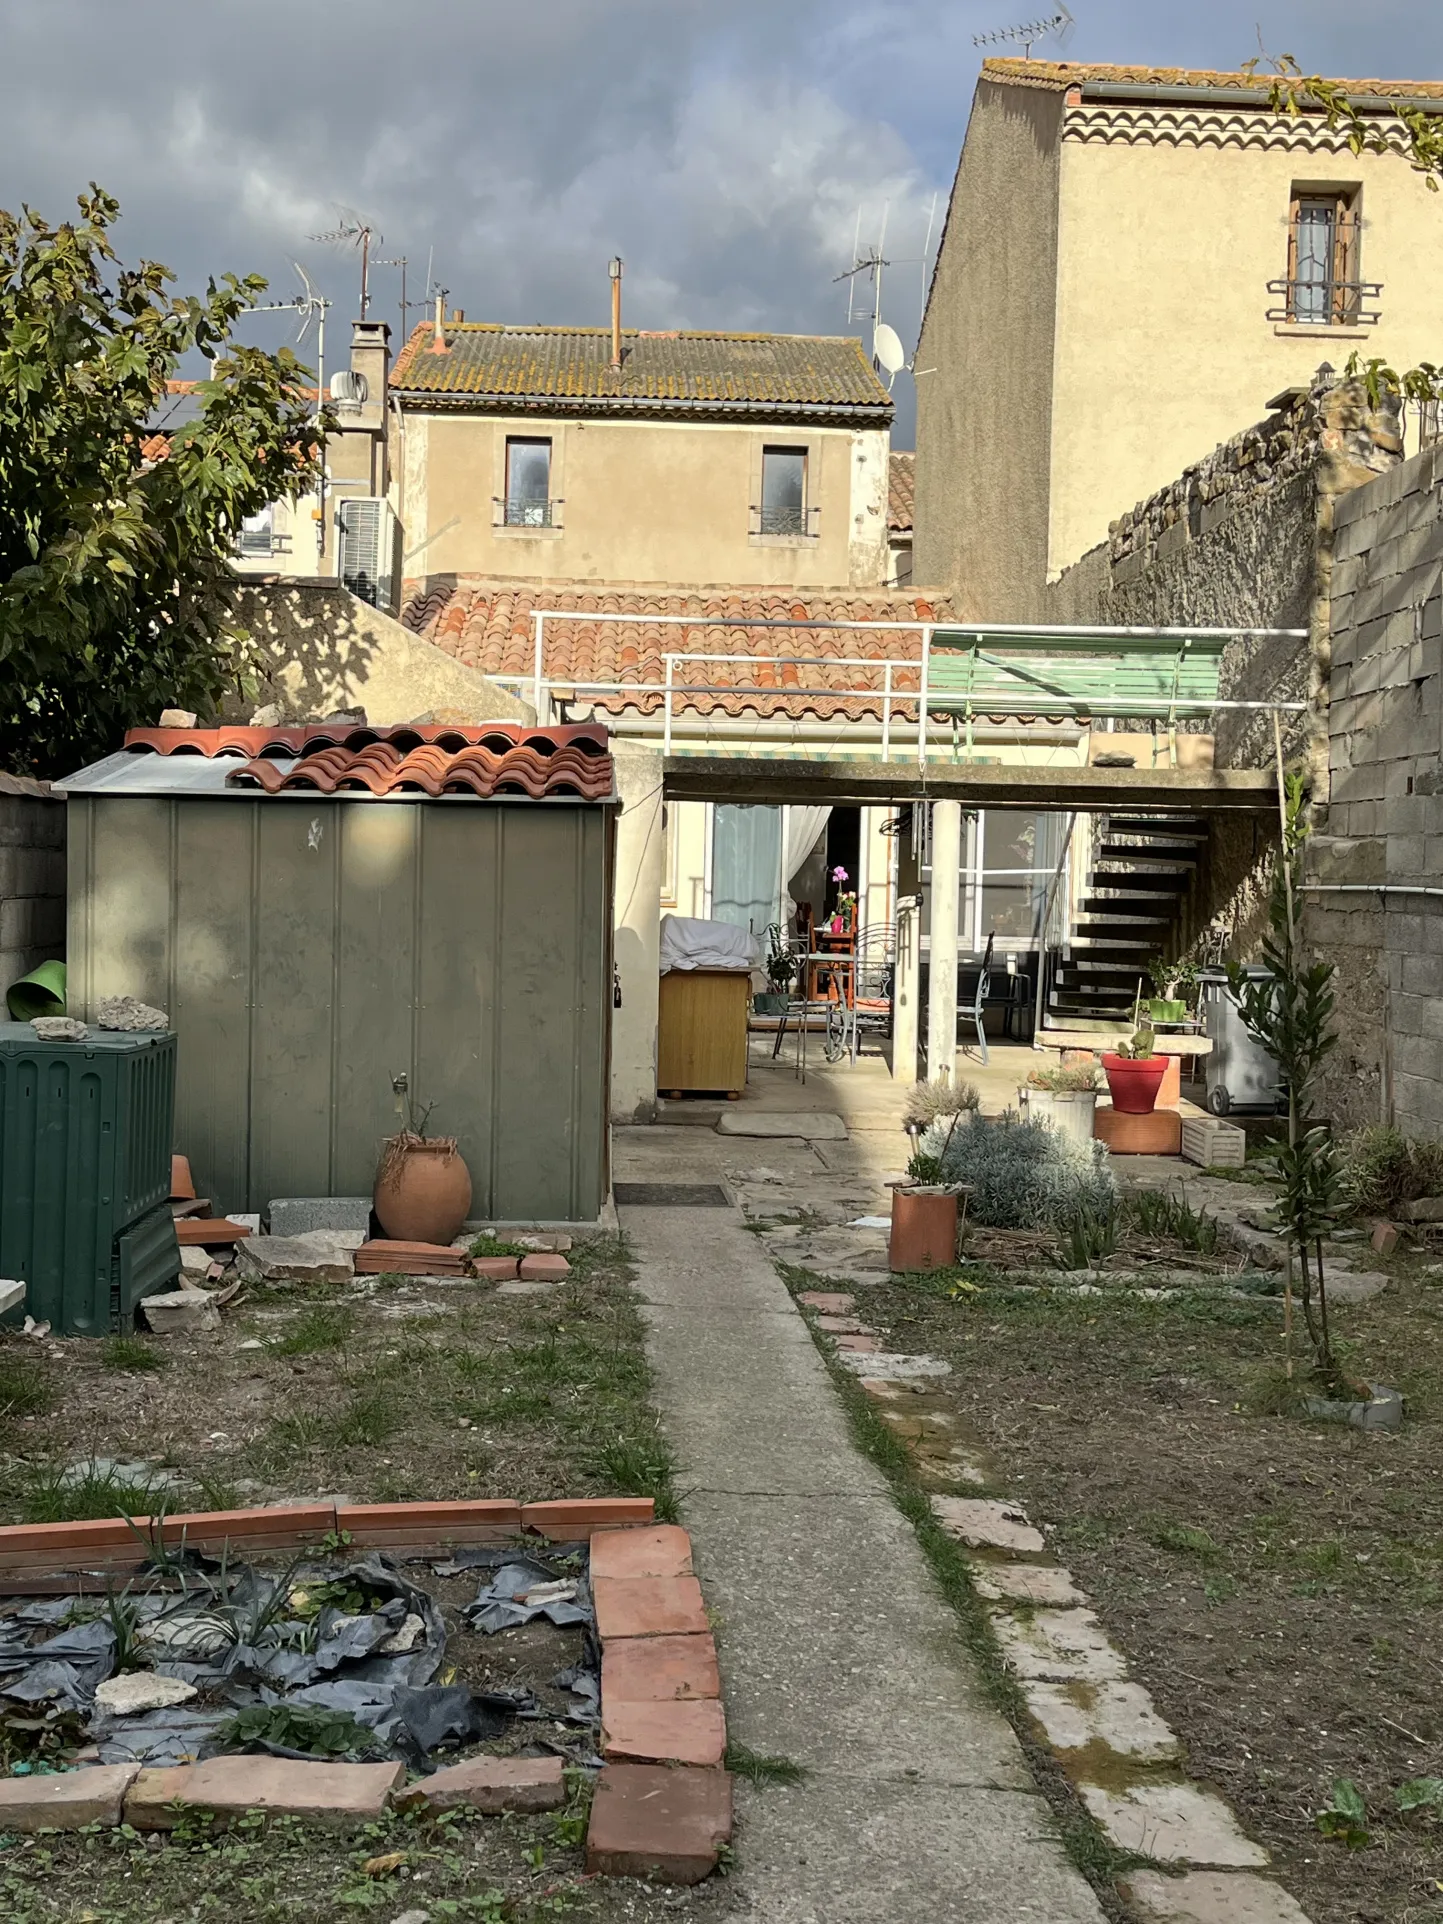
[
  {"xmin": 1022, "ymin": 1680, "xmax": 1180, "ymax": 1762},
  {"xmin": 716, "ymin": 1111, "xmax": 849, "ymax": 1140},
  {"xmin": 1081, "ymin": 1783, "xmax": 1270, "ymax": 1867},
  {"xmin": 990, "ymin": 1608, "xmax": 1129, "ymax": 1684},
  {"xmin": 971, "ymin": 1562, "xmax": 1088, "ymax": 1605},
  {"xmin": 1120, "ymin": 1868, "xmax": 1312, "ymax": 1923},
  {"xmin": 0, "ymin": 1764, "xmax": 139, "ymax": 1830},
  {"xmin": 930, "ymin": 1498, "xmax": 1045, "ymax": 1553},
  {"xmin": 840, "ymin": 1350, "xmax": 951, "ymax": 1379}
]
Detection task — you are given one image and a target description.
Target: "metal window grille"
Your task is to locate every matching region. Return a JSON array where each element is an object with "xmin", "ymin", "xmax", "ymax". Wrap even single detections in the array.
[{"xmin": 1267, "ymin": 199, "xmax": 1380, "ymax": 326}]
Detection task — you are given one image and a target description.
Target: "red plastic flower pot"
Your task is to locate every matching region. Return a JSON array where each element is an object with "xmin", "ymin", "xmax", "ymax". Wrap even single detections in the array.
[
  {"xmin": 888, "ymin": 1187, "xmax": 959, "ymax": 1272},
  {"xmin": 1101, "ymin": 1053, "xmax": 1169, "ymax": 1116}
]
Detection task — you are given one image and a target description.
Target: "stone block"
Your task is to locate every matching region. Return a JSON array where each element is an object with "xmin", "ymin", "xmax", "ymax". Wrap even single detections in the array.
[
  {"xmin": 128, "ymin": 1756, "xmax": 404, "ymax": 1829},
  {"xmin": 970, "ymin": 1562, "xmax": 1087, "ymax": 1606},
  {"xmin": 1023, "ymin": 1680, "xmax": 1179, "ymax": 1762},
  {"xmin": 601, "ymin": 1699, "xmax": 727, "ymax": 1768},
  {"xmin": 714, "ymin": 1110, "xmax": 847, "ymax": 1140},
  {"xmin": 0, "ymin": 1763, "xmax": 140, "ymax": 1830},
  {"xmin": 990, "ymin": 1607, "xmax": 1128, "ymax": 1684},
  {"xmin": 601, "ymin": 1633, "xmax": 721, "ymax": 1704},
  {"xmin": 1080, "ymin": 1783, "xmax": 1269, "ymax": 1867},
  {"xmin": 1369, "ymin": 1219, "xmax": 1399, "ymax": 1256},
  {"xmin": 266, "ymin": 1197, "xmax": 372, "ymax": 1237},
  {"xmin": 396, "ymin": 1755, "xmax": 564, "ymax": 1815},
  {"xmin": 586, "ymin": 1763, "xmax": 733, "ymax": 1884},
  {"xmin": 141, "ymin": 1288, "xmax": 220, "ymax": 1335},
  {"xmin": 1121, "ymin": 1868, "xmax": 1311, "ymax": 1923},
  {"xmin": 593, "ymin": 1575, "xmax": 709, "ymax": 1640},
  {"xmin": 930, "ymin": 1497, "xmax": 1044, "ymax": 1553},
  {"xmin": 590, "ymin": 1525, "xmax": 693, "ymax": 1582},
  {"xmin": 234, "ymin": 1234, "xmax": 356, "ymax": 1287}
]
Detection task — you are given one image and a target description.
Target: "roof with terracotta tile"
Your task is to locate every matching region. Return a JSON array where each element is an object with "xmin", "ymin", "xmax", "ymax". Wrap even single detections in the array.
[
  {"xmin": 118, "ymin": 723, "xmax": 615, "ymax": 802},
  {"xmin": 981, "ymin": 57, "xmax": 1443, "ymax": 103},
  {"xmin": 389, "ymin": 324, "xmax": 892, "ymax": 421},
  {"xmin": 888, "ymin": 453, "xmax": 915, "ymax": 535},
  {"xmin": 401, "ymin": 578, "xmax": 952, "ymax": 723}
]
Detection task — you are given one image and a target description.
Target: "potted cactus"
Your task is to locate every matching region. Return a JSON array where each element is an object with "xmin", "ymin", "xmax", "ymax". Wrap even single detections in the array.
[{"xmin": 1102, "ymin": 1024, "xmax": 1169, "ymax": 1115}]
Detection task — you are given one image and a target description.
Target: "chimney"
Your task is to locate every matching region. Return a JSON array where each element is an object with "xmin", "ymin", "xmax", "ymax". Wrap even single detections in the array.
[
  {"xmin": 347, "ymin": 319, "xmax": 390, "ymax": 417},
  {"xmin": 428, "ymin": 288, "xmax": 449, "ymax": 355},
  {"xmin": 609, "ymin": 256, "xmax": 623, "ymax": 369}
]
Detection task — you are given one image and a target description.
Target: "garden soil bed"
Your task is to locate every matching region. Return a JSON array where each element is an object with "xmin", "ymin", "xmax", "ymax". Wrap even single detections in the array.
[{"xmin": 791, "ymin": 1236, "xmax": 1443, "ymax": 1924}]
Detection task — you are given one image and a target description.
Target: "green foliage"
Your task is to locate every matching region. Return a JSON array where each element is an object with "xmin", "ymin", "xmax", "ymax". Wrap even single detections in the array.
[
  {"xmin": 723, "ymin": 1742, "xmax": 808, "ymax": 1786},
  {"xmin": 901, "ymin": 1075, "xmax": 981, "ymax": 1132},
  {"xmin": 1112, "ymin": 1022, "xmax": 1156, "ymax": 1061},
  {"xmin": 930, "ymin": 1111, "xmax": 1117, "ymax": 1232},
  {"xmin": 0, "ymin": 187, "xmax": 324, "ymax": 773},
  {"xmin": 1130, "ymin": 1188, "xmax": 1220, "ymax": 1254},
  {"xmin": 1149, "ymin": 1521, "xmax": 1220, "ymax": 1560},
  {"xmin": 1396, "ymin": 1777, "xmax": 1443, "ymax": 1813},
  {"xmin": 100, "ymin": 1335, "xmax": 167, "ymax": 1373},
  {"xmin": 1026, "ymin": 1062, "xmax": 1099, "ymax": 1093},
  {"xmin": 270, "ymin": 1306, "xmax": 356, "ymax": 1356},
  {"xmin": 1315, "ymin": 1777, "xmax": 1370, "ymax": 1849},
  {"xmin": 216, "ymin": 1702, "xmax": 380, "ymax": 1761},
  {"xmin": 1252, "ymin": 54, "xmax": 1443, "ymax": 196},
  {"xmin": 1055, "ymin": 1205, "xmax": 1118, "ymax": 1271},
  {"xmin": 1146, "ymin": 958, "xmax": 1200, "ymax": 1006},
  {"xmin": 589, "ymin": 1428, "xmax": 679, "ymax": 1523},
  {"xmin": 16, "ymin": 1458, "xmax": 170, "ymax": 1524},
  {"xmin": 763, "ymin": 922, "xmax": 797, "ymax": 991},
  {"xmin": 905, "ymin": 1151, "xmax": 946, "ymax": 1185},
  {"xmin": 468, "ymin": 1234, "xmax": 528, "ymax": 1260},
  {"xmin": 1339, "ymin": 1125, "xmax": 1443, "ymax": 1216},
  {"xmin": 0, "ymin": 1352, "xmax": 51, "ymax": 1421}
]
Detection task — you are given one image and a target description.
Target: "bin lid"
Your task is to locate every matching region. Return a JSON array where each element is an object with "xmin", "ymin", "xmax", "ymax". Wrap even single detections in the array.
[{"xmin": 0, "ymin": 1021, "xmax": 173, "ymax": 1053}]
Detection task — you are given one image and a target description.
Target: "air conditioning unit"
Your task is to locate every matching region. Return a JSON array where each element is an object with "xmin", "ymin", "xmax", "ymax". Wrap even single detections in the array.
[{"xmin": 336, "ymin": 497, "xmax": 403, "ymax": 614}]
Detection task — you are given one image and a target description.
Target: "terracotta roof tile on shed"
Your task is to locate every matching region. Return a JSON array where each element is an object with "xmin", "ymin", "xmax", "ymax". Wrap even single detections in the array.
[
  {"xmin": 981, "ymin": 56, "xmax": 1443, "ymax": 102},
  {"xmin": 401, "ymin": 578, "xmax": 953, "ymax": 724},
  {"xmin": 120, "ymin": 724, "xmax": 615, "ymax": 801},
  {"xmin": 390, "ymin": 324, "xmax": 892, "ymax": 420}
]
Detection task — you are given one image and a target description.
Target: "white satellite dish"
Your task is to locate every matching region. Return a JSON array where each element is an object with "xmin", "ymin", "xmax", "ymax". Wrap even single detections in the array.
[{"xmin": 873, "ymin": 323, "xmax": 906, "ymax": 377}]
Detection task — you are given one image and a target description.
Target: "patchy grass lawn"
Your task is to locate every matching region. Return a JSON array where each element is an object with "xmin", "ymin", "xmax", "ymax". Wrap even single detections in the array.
[
  {"xmin": 0, "ymin": 1236, "xmax": 735, "ymax": 1923},
  {"xmin": 784, "ymin": 1230, "xmax": 1443, "ymax": 1924}
]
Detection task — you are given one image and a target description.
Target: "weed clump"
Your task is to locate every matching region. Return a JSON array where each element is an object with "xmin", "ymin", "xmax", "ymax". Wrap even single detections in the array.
[{"xmin": 1340, "ymin": 1125, "xmax": 1443, "ymax": 1217}]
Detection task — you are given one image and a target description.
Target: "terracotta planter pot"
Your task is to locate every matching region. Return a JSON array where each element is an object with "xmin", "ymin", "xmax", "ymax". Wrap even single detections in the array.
[
  {"xmin": 889, "ymin": 1186, "xmax": 959, "ymax": 1273},
  {"xmin": 374, "ymin": 1136, "xmax": 473, "ymax": 1244},
  {"xmin": 1101, "ymin": 1054, "xmax": 1169, "ymax": 1116}
]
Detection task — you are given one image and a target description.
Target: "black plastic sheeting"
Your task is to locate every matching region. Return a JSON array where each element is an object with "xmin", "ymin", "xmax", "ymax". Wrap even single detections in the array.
[{"xmin": 0, "ymin": 1549, "xmax": 600, "ymax": 1772}]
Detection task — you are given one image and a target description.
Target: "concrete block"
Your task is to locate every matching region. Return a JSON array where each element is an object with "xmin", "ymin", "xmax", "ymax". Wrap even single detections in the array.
[
  {"xmin": 267, "ymin": 1197, "xmax": 372, "ymax": 1237},
  {"xmin": 1081, "ymin": 1782, "xmax": 1269, "ymax": 1868},
  {"xmin": 1121, "ymin": 1868, "xmax": 1311, "ymax": 1923},
  {"xmin": 1023, "ymin": 1680, "xmax": 1180, "ymax": 1763}
]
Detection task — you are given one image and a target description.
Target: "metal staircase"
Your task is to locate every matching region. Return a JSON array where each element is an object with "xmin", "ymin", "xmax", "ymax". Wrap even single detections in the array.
[{"xmin": 1045, "ymin": 814, "xmax": 1206, "ymax": 1030}]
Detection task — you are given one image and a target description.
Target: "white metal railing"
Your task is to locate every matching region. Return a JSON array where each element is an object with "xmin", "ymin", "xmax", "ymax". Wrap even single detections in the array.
[{"xmin": 507, "ymin": 611, "xmax": 1310, "ymax": 764}]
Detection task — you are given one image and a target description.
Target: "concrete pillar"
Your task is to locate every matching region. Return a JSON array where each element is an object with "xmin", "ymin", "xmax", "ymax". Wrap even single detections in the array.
[
  {"xmin": 926, "ymin": 800, "xmax": 962, "ymax": 1082},
  {"xmin": 892, "ymin": 895, "xmax": 920, "ymax": 1084},
  {"xmin": 610, "ymin": 743, "xmax": 664, "ymax": 1123}
]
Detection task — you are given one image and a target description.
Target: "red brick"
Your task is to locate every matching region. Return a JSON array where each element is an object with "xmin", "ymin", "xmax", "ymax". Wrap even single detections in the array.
[
  {"xmin": 129, "ymin": 1757, "xmax": 403, "ymax": 1829},
  {"xmin": 470, "ymin": 1255, "xmax": 520, "ymax": 1280},
  {"xmin": 593, "ymin": 1575, "xmax": 709, "ymax": 1640},
  {"xmin": 602, "ymin": 1634, "xmax": 720, "ymax": 1704},
  {"xmin": 1370, "ymin": 1219, "xmax": 1400, "ymax": 1256},
  {"xmin": 586, "ymin": 1763, "xmax": 733, "ymax": 1884},
  {"xmin": 171, "ymin": 1154, "xmax": 196, "ymax": 1201},
  {"xmin": 519, "ymin": 1253, "xmax": 571, "ymax": 1280},
  {"xmin": 797, "ymin": 1291, "xmax": 856, "ymax": 1313},
  {"xmin": 0, "ymin": 1764, "xmax": 139, "ymax": 1830},
  {"xmin": 175, "ymin": 1218, "xmax": 251, "ymax": 1245},
  {"xmin": 602, "ymin": 1700, "xmax": 726, "ymax": 1768},
  {"xmin": 396, "ymin": 1755, "xmax": 565, "ymax": 1815},
  {"xmin": 521, "ymin": 1499, "xmax": 654, "ymax": 1537},
  {"xmin": 832, "ymin": 1332, "xmax": 880, "ymax": 1352},
  {"xmin": 590, "ymin": 1525, "xmax": 693, "ymax": 1581}
]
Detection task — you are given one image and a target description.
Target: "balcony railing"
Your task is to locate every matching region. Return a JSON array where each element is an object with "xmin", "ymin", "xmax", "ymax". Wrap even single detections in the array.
[
  {"xmin": 1266, "ymin": 277, "xmax": 1382, "ymax": 327},
  {"xmin": 236, "ymin": 530, "xmax": 292, "ymax": 558},
  {"xmin": 497, "ymin": 496, "xmax": 560, "ymax": 529},
  {"xmin": 751, "ymin": 504, "xmax": 818, "ymax": 539}
]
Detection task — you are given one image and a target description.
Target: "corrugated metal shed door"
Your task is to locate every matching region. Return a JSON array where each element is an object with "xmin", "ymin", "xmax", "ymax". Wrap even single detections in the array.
[{"xmin": 68, "ymin": 796, "xmax": 612, "ymax": 1222}]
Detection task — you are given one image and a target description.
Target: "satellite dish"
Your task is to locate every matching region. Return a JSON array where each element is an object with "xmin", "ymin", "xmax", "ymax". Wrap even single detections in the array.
[{"xmin": 873, "ymin": 323, "xmax": 906, "ymax": 377}]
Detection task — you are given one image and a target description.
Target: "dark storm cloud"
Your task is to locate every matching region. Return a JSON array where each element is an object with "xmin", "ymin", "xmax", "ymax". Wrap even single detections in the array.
[{"xmin": 2, "ymin": 1, "xmax": 1440, "ymax": 446}]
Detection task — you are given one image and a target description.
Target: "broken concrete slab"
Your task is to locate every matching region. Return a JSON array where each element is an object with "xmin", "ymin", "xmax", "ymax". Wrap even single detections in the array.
[
  {"xmin": 990, "ymin": 1608, "xmax": 1128, "ymax": 1684},
  {"xmin": 1023, "ymin": 1680, "xmax": 1180, "ymax": 1762},
  {"xmin": 839, "ymin": 1351, "xmax": 951, "ymax": 1380},
  {"xmin": 971, "ymin": 1562, "xmax": 1087, "ymax": 1607},
  {"xmin": 235, "ymin": 1234, "xmax": 357, "ymax": 1287},
  {"xmin": 141, "ymin": 1288, "xmax": 220, "ymax": 1335},
  {"xmin": 715, "ymin": 1111, "xmax": 848, "ymax": 1141},
  {"xmin": 1081, "ymin": 1783, "xmax": 1270, "ymax": 1868},
  {"xmin": 94, "ymin": 1672, "xmax": 199, "ymax": 1716},
  {"xmin": 930, "ymin": 1498, "xmax": 1045, "ymax": 1553},
  {"xmin": 1120, "ymin": 1868, "xmax": 1311, "ymax": 1923}
]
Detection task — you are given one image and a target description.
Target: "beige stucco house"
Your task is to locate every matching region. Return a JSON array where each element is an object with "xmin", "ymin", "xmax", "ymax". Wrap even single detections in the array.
[
  {"xmin": 387, "ymin": 318, "xmax": 894, "ymax": 590},
  {"xmin": 915, "ymin": 58, "xmax": 1443, "ymax": 617}
]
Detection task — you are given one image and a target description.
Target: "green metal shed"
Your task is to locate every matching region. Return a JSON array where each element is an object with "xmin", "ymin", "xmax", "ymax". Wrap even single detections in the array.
[{"xmin": 57, "ymin": 723, "xmax": 617, "ymax": 1223}]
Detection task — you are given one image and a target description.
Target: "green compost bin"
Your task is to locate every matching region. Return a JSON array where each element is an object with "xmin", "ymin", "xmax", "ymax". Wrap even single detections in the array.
[{"xmin": 0, "ymin": 1023, "xmax": 180, "ymax": 1335}]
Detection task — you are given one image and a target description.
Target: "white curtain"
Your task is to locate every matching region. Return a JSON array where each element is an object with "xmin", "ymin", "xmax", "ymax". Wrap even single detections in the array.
[{"xmin": 783, "ymin": 806, "xmax": 831, "ymax": 886}]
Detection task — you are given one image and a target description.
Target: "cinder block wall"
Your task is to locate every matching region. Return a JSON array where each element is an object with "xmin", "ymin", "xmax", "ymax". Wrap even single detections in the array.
[
  {"xmin": 0, "ymin": 777, "xmax": 66, "ymax": 1000},
  {"xmin": 1305, "ymin": 439, "xmax": 1443, "ymax": 1136}
]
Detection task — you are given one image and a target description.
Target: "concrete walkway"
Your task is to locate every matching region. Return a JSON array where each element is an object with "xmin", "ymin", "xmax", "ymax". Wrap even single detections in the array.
[{"xmin": 615, "ymin": 1125, "xmax": 1106, "ymax": 1924}]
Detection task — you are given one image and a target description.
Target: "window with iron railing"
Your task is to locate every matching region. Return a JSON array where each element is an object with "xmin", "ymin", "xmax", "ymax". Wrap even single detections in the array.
[
  {"xmin": 1267, "ymin": 192, "xmax": 1380, "ymax": 327},
  {"xmin": 502, "ymin": 436, "xmax": 556, "ymax": 528},
  {"xmin": 755, "ymin": 445, "xmax": 814, "ymax": 538},
  {"xmin": 236, "ymin": 507, "xmax": 291, "ymax": 557}
]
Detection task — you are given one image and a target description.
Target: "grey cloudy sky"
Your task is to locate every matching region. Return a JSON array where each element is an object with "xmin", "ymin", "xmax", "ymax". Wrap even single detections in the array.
[{"xmin": 3, "ymin": 0, "xmax": 1440, "ymax": 443}]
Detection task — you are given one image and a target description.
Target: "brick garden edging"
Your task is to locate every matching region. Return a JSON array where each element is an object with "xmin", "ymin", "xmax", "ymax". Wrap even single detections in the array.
[{"xmin": 0, "ymin": 1498, "xmax": 735, "ymax": 1885}]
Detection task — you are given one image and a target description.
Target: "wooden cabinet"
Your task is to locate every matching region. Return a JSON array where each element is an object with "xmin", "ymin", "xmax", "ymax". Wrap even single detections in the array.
[{"xmin": 657, "ymin": 970, "xmax": 750, "ymax": 1097}]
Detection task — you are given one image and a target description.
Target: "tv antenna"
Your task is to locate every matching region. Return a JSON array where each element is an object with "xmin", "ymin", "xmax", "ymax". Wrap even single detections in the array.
[
  {"xmin": 834, "ymin": 202, "xmax": 891, "ymax": 329},
  {"xmin": 248, "ymin": 261, "xmax": 332, "ymax": 556},
  {"xmin": 373, "ymin": 253, "xmax": 411, "ymax": 338},
  {"xmin": 972, "ymin": 5, "xmax": 1074, "ymax": 56},
  {"xmin": 834, "ymin": 193, "xmax": 939, "ymax": 387},
  {"xmin": 310, "ymin": 211, "xmax": 381, "ymax": 317}
]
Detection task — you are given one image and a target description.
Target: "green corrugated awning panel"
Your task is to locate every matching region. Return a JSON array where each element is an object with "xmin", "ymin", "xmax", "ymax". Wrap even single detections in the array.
[{"xmin": 928, "ymin": 629, "xmax": 1226, "ymax": 717}]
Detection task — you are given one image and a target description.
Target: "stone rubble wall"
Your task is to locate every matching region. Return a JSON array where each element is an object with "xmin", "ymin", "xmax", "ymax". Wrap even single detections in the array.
[
  {"xmin": 0, "ymin": 777, "xmax": 65, "ymax": 1002},
  {"xmin": 1304, "ymin": 439, "xmax": 1443, "ymax": 1138}
]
